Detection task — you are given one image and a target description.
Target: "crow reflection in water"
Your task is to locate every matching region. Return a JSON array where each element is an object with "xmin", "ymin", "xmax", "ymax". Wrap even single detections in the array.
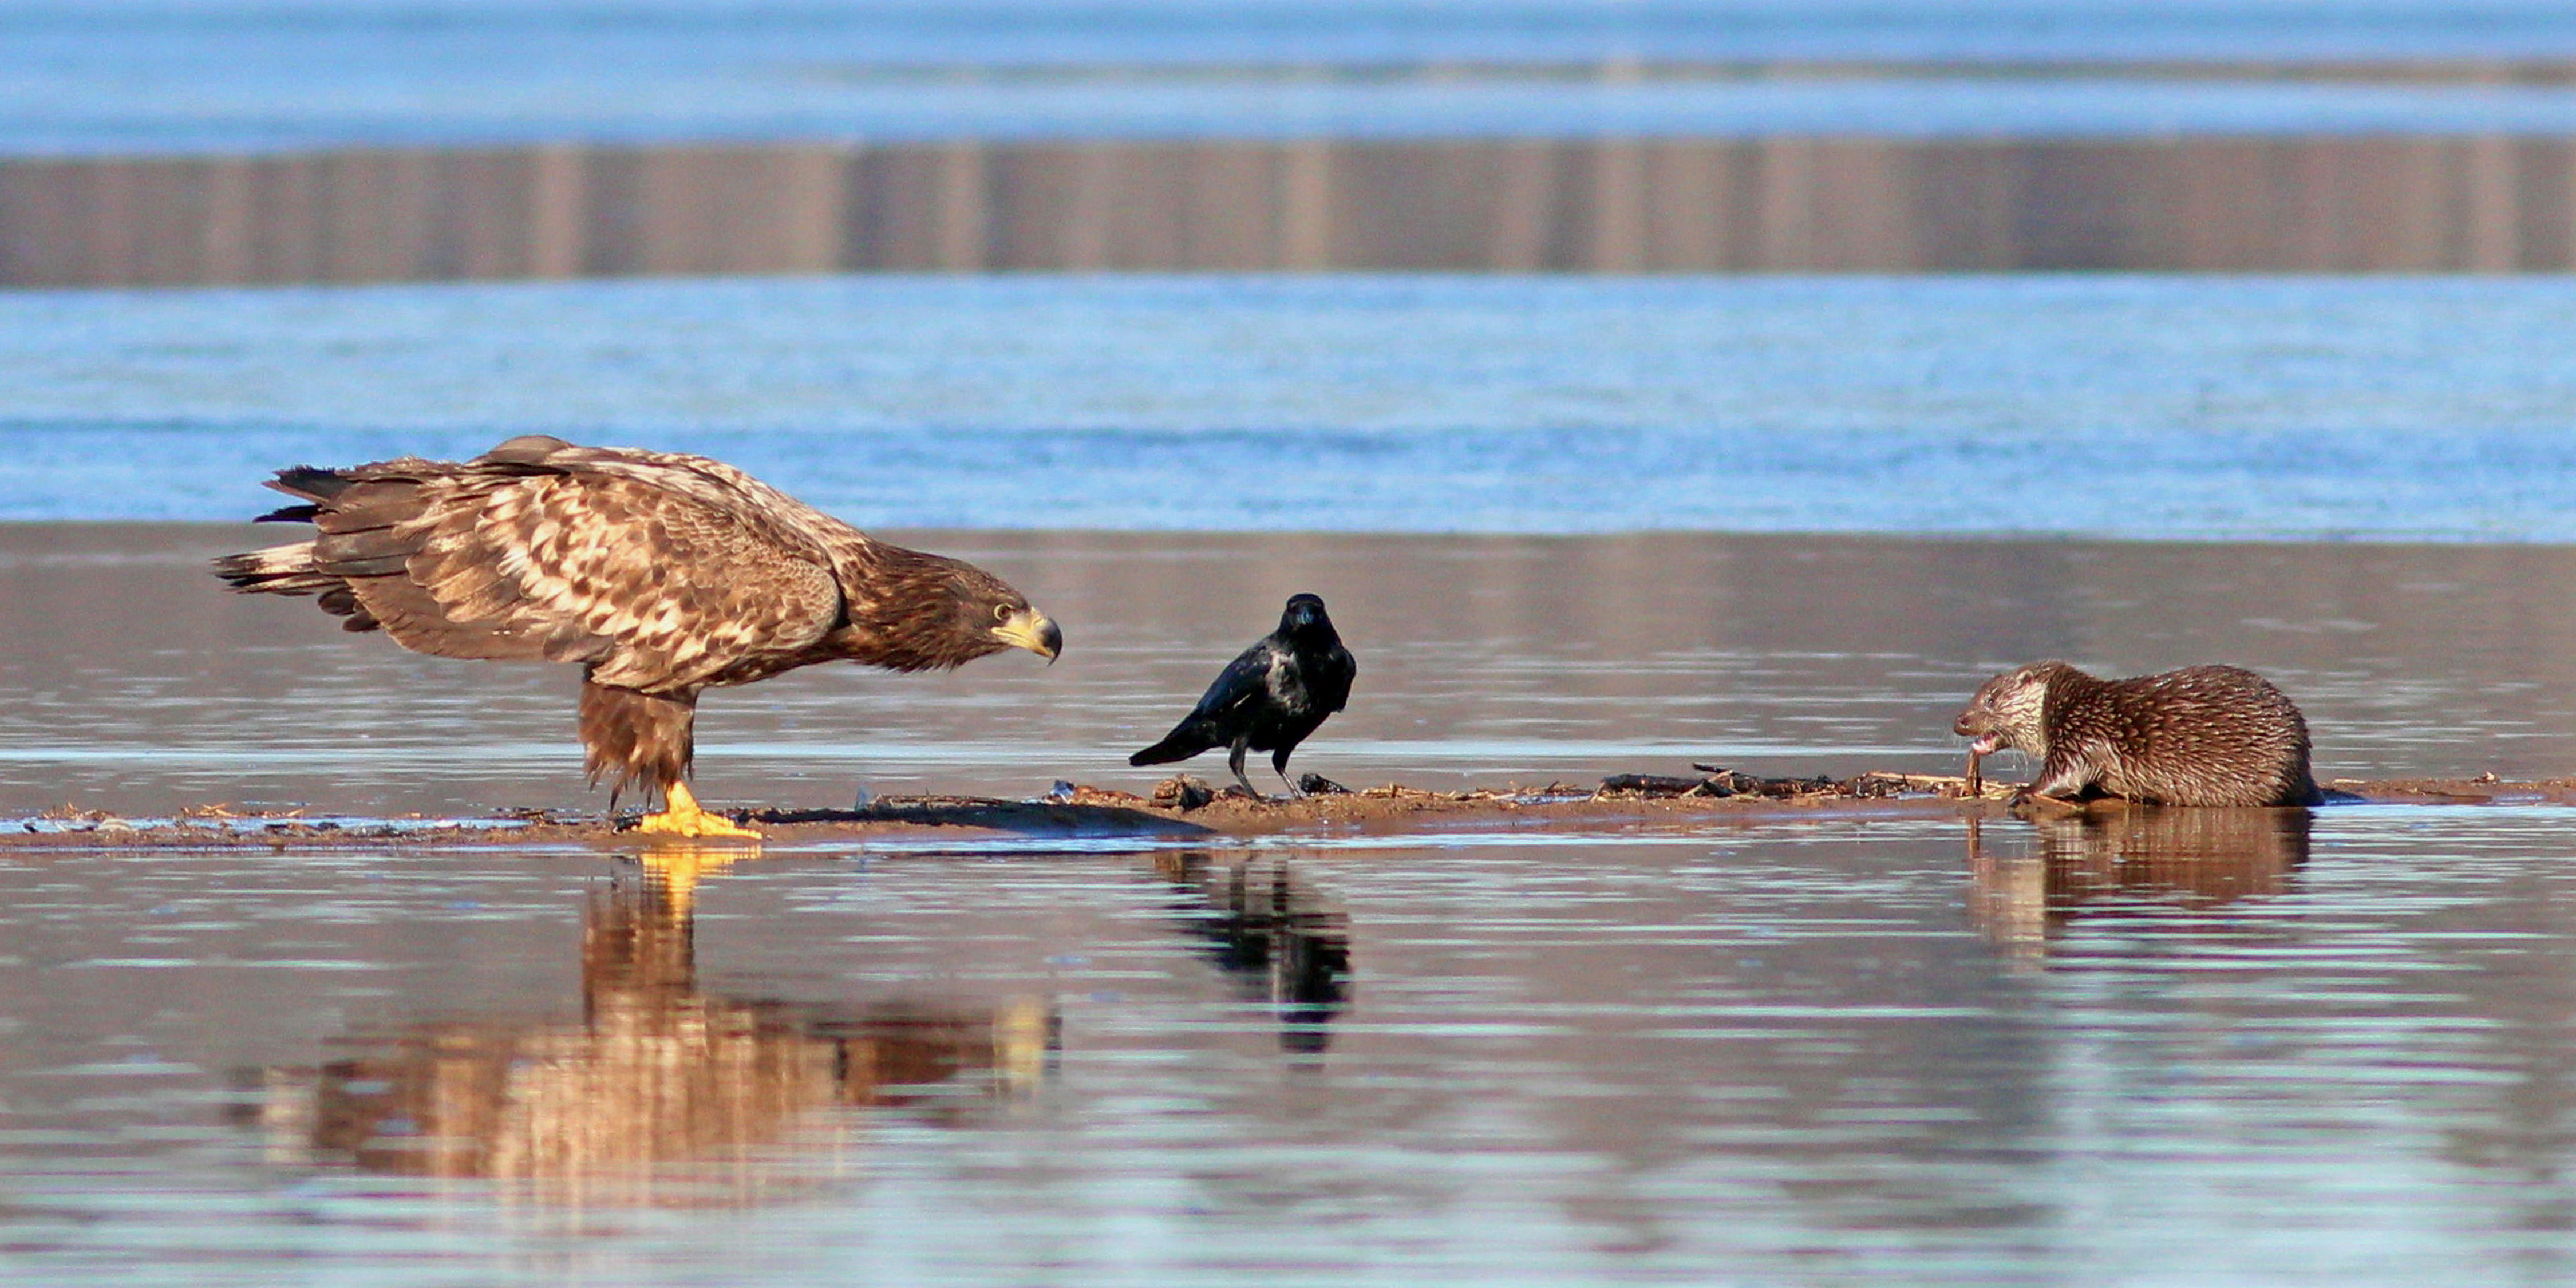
[
  {"xmin": 1131, "ymin": 594, "xmax": 1355, "ymax": 797},
  {"xmin": 1156, "ymin": 852, "xmax": 1350, "ymax": 1054}
]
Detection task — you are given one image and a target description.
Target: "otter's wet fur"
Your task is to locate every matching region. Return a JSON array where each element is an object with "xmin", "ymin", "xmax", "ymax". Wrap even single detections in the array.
[{"xmin": 1953, "ymin": 661, "xmax": 2323, "ymax": 808}]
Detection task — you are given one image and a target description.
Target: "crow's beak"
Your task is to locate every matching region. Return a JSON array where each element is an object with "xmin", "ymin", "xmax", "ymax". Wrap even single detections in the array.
[{"xmin": 995, "ymin": 607, "xmax": 1062, "ymax": 663}]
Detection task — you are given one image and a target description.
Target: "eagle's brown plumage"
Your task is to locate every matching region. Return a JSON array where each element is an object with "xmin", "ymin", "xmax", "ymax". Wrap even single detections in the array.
[{"xmin": 214, "ymin": 436, "xmax": 1062, "ymax": 836}]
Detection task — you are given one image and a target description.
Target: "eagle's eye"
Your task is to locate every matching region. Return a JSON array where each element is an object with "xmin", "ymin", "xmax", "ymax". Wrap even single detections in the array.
[{"xmin": 993, "ymin": 603, "xmax": 1013, "ymax": 621}]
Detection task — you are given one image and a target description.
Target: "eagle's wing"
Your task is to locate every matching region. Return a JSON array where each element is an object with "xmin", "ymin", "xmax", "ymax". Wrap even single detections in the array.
[{"xmin": 301, "ymin": 443, "xmax": 846, "ymax": 692}]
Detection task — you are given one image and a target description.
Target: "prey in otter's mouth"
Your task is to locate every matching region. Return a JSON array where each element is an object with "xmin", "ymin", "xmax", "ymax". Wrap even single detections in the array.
[{"xmin": 1962, "ymin": 734, "xmax": 1998, "ymax": 793}]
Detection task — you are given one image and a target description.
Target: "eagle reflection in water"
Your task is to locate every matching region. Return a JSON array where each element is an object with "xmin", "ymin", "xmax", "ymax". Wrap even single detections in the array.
[
  {"xmin": 232, "ymin": 850, "xmax": 1356, "ymax": 1200},
  {"xmin": 231, "ymin": 850, "xmax": 1054, "ymax": 1206},
  {"xmin": 1966, "ymin": 805, "xmax": 2314, "ymax": 960}
]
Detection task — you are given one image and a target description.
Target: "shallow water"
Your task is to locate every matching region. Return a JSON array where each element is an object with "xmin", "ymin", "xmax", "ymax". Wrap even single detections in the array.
[
  {"xmin": 5, "ymin": 525, "xmax": 2575, "ymax": 817},
  {"xmin": 7, "ymin": 520, "xmax": 2576, "ymax": 1282},
  {"xmin": 7, "ymin": 275, "xmax": 2576, "ymax": 538},
  {"xmin": 42, "ymin": 65, "xmax": 2576, "ymax": 153},
  {"xmin": 2, "ymin": 804, "xmax": 2573, "ymax": 1285}
]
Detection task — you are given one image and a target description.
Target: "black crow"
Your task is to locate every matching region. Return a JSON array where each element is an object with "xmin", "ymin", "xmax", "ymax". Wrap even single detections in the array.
[{"xmin": 1130, "ymin": 594, "xmax": 1356, "ymax": 797}]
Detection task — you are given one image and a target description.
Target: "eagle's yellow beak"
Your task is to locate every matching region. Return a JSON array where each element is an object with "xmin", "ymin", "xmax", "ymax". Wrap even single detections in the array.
[{"xmin": 995, "ymin": 607, "xmax": 1062, "ymax": 663}]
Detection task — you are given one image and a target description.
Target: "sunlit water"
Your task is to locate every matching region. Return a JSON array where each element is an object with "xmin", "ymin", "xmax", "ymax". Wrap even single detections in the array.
[
  {"xmin": 6, "ymin": 275, "xmax": 2576, "ymax": 538},
  {"xmin": 0, "ymin": 805, "xmax": 2570, "ymax": 1285},
  {"xmin": 21, "ymin": 0, "xmax": 2576, "ymax": 152},
  {"xmin": 7, "ymin": 6, "xmax": 2576, "ymax": 1278}
]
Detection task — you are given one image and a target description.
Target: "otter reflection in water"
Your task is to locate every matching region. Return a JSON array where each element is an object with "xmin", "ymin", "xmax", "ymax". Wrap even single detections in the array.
[
  {"xmin": 1967, "ymin": 807, "xmax": 2313, "ymax": 959},
  {"xmin": 1153, "ymin": 851, "xmax": 1351, "ymax": 1054},
  {"xmin": 234, "ymin": 848, "xmax": 1053, "ymax": 1203}
]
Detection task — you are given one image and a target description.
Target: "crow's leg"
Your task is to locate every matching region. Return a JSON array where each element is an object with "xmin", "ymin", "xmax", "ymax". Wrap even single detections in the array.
[
  {"xmin": 1227, "ymin": 738, "xmax": 1262, "ymax": 797},
  {"xmin": 1274, "ymin": 758, "xmax": 1304, "ymax": 797}
]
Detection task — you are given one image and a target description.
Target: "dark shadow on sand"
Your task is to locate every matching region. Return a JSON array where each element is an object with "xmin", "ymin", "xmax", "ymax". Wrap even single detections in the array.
[{"xmin": 749, "ymin": 796, "xmax": 1216, "ymax": 838}]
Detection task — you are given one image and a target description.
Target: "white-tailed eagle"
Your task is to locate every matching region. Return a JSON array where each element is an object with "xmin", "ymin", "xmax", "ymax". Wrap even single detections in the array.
[{"xmin": 214, "ymin": 436, "xmax": 1061, "ymax": 837}]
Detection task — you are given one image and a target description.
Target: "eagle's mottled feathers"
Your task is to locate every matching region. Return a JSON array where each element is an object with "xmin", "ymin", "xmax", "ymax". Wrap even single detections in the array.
[{"xmin": 216, "ymin": 436, "xmax": 1061, "ymax": 812}]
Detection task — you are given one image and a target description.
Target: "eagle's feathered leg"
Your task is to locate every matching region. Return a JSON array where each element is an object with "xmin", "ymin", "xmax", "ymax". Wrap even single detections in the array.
[
  {"xmin": 580, "ymin": 681, "xmax": 761, "ymax": 840},
  {"xmin": 1226, "ymin": 737, "xmax": 1262, "ymax": 799}
]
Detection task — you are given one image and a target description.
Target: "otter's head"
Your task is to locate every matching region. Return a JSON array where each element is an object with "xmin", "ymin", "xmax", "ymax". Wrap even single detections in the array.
[{"xmin": 1952, "ymin": 661, "xmax": 2078, "ymax": 757}]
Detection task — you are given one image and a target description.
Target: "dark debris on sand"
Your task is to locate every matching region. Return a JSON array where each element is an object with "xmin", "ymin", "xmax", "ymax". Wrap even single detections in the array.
[
  {"xmin": 1596, "ymin": 765, "xmax": 1985, "ymax": 801},
  {"xmin": 4, "ymin": 772, "xmax": 2574, "ymax": 851}
]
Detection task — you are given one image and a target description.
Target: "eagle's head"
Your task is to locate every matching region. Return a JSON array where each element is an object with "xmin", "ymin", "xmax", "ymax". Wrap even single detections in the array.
[
  {"xmin": 848, "ymin": 546, "xmax": 1062, "ymax": 673},
  {"xmin": 951, "ymin": 565, "xmax": 1062, "ymax": 665}
]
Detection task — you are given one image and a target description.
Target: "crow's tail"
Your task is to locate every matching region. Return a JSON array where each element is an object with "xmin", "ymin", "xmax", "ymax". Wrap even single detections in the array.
[{"xmin": 1128, "ymin": 726, "xmax": 1212, "ymax": 767}]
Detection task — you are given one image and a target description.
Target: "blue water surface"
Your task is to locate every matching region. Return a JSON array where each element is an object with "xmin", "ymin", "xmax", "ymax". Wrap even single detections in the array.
[
  {"xmin": 19, "ymin": 0, "xmax": 2576, "ymax": 152},
  {"xmin": 0, "ymin": 274, "xmax": 2571, "ymax": 538}
]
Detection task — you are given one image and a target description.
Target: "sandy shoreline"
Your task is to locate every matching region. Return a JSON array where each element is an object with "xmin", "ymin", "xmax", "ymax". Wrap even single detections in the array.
[{"xmin": 2, "ymin": 773, "xmax": 2563, "ymax": 853}]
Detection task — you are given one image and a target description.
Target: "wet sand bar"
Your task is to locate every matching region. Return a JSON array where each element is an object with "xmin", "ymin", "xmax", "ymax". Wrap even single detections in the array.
[
  {"xmin": 5, "ymin": 525, "xmax": 2574, "ymax": 819},
  {"xmin": 8, "ymin": 135, "xmax": 2576, "ymax": 284}
]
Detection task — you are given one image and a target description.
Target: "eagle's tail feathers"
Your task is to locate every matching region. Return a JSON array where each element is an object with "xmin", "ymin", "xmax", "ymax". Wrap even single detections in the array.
[
  {"xmin": 212, "ymin": 542, "xmax": 335, "ymax": 595},
  {"xmin": 309, "ymin": 517, "xmax": 427, "ymax": 579},
  {"xmin": 266, "ymin": 465, "xmax": 356, "ymax": 503},
  {"xmin": 214, "ymin": 543, "xmax": 381, "ymax": 633}
]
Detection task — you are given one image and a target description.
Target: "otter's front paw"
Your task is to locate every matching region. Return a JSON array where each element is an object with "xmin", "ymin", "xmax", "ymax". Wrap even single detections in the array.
[{"xmin": 2007, "ymin": 789, "xmax": 2084, "ymax": 819}]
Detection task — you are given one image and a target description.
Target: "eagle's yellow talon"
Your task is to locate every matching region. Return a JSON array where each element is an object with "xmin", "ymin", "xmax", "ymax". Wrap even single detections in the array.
[
  {"xmin": 634, "ymin": 811, "xmax": 761, "ymax": 839},
  {"xmin": 635, "ymin": 781, "xmax": 763, "ymax": 840}
]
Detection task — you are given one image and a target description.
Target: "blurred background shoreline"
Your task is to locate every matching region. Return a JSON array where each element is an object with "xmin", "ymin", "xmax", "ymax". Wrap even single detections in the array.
[
  {"xmin": 25, "ymin": 132, "xmax": 2576, "ymax": 283},
  {"xmin": 22, "ymin": 3, "xmax": 2576, "ymax": 282}
]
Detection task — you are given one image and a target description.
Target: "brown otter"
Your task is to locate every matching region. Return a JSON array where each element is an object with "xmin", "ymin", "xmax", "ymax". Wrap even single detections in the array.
[{"xmin": 1953, "ymin": 661, "xmax": 2324, "ymax": 808}]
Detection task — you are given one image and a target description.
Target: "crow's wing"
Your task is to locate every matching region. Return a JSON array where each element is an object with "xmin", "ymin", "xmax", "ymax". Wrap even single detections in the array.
[
  {"xmin": 1312, "ymin": 641, "xmax": 1356, "ymax": 713},
  {"xmin": 1185, "ymin": 639, "xmax": 1280, "ymax": 724}
]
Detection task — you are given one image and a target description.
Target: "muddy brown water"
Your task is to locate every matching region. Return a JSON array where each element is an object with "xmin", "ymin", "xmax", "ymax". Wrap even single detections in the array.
[{"xmin": 4, "ymin": 524, "xmax": 2576, "ymax": 1283}]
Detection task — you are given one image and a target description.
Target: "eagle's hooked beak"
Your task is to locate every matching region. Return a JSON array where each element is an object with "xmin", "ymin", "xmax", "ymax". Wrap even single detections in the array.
[{"xmin": 995, "ymin": 607, "xmax": 1062, "ymax": 663}]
